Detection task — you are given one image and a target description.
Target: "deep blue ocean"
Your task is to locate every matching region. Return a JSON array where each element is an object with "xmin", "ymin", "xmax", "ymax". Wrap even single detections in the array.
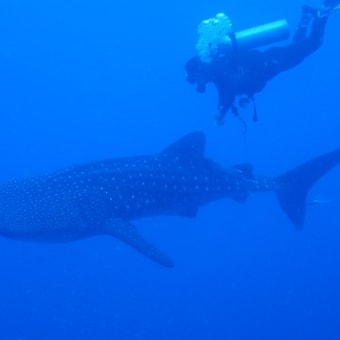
[{"xmin": 0, "ymin": 0, "xmax": 339, "ymax": 339}]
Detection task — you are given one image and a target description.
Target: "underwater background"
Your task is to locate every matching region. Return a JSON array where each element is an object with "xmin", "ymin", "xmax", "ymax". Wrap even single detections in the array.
[{"xmin": 0, "ymin": 0, "xmax": 339, "ymax": 339}]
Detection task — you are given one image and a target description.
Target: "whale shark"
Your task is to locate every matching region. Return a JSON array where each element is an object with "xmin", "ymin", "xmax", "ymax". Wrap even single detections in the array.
[{"xmin": 0, "ymin": 132, "xmax": 339, "ymax": 267}]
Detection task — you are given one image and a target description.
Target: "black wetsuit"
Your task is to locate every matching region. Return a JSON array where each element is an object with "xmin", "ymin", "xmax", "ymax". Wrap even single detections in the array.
[{"xmin": 185, "ymin": 8, "xmax": 329, "ymax": 123}]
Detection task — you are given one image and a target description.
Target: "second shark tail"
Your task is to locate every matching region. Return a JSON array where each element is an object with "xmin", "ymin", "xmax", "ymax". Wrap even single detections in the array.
[{"xmin": 275, "ymin": 147, "xmax": 340, "ymax": 229}]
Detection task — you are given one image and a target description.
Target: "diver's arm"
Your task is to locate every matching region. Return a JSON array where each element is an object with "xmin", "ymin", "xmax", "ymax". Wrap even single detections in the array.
[{"xmin": 215, "ymin": 87, "xmax": 236, "ymax": 124}]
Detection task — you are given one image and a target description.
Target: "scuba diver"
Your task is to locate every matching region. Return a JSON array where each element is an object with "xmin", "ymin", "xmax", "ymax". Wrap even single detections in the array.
[{"xmin": 185, "ymin": 1, "xmax": 340, "ymax": 128}]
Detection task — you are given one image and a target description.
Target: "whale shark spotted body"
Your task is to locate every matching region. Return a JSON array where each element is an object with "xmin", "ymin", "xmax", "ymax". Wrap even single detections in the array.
[{"xmin": 0, "ymin": 132, "xmax": 339, "ymax": 267}]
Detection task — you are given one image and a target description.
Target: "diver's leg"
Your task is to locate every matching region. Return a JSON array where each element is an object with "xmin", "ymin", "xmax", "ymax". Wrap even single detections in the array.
[
  {"xmin": 310, "ymin": 0, "xmax": 340, "ymax": 45},
  {"xmin": 262, "ymin": 2, "xmax": 335, "ymax": 81},
  {"xmin": 262, "ymin": 44, "xmax": 307, "ymax": 78},
  {"xmin": 293, "ymin": 6, "xmax": 317, "ymax": 43},
  {"xmin": 306, "ymin": 11, "xmax": 329, "ymax": 50}
]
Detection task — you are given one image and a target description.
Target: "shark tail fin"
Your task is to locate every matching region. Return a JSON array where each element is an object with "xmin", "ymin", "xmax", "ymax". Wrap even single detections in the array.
[{"xmin": 275, "ymin": 147, "xmax": 340, "ymax": 229}]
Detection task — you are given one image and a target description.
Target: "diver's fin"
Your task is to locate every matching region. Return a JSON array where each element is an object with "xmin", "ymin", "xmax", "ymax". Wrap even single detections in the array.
[
  {"xmin": 105, "ymin": 218, "xmax": 174, "ymax": 268},
  {"xmin": 334, "ymin": 4, "xmax": 340, "ymax": 11},
  {"xmin": 275, "ymin": 147, "xmax": 340, "ymax": 228}
]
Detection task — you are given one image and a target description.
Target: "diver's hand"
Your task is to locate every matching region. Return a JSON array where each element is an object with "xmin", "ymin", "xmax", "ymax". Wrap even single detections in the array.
[{"xmin": 215, "ymin": 107, "xmax": 226, "ymax": 126}]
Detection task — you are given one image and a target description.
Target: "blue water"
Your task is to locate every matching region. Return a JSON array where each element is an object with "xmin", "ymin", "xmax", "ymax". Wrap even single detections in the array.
[{"xmin": 0, "ymin": 0, "xmax": 339, "ymax": 339}]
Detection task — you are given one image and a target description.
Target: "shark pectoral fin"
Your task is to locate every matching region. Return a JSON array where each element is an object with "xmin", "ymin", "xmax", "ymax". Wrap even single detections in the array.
[{"xmin": 105, "ymin": 218, "xmax": 174, "ymax": 268}]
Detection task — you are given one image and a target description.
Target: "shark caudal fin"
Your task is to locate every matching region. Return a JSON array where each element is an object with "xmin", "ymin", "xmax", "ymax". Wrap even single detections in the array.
[{"xmin": 275, "ymin": 147, "xmax": 340, "ymax": 229}]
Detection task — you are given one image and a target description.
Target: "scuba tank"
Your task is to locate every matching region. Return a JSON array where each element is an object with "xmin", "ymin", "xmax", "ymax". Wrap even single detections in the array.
[{"xmin": 196, "ymin": 13, "xmax": 290, "ymax": 62}]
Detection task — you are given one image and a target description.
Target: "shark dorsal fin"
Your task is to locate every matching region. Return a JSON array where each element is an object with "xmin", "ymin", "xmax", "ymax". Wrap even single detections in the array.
[
  {"xmin": 232, "ymin": 163, "xmax": 254, "ymax": 178},
  {"xmin": 160, "ymin": 132, "xmax": 206, "ymax": 162}
]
